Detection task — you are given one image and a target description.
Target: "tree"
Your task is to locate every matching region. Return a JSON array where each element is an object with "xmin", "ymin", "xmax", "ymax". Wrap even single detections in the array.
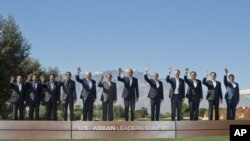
[
  {"xmin": 0, "ymin": 15, "xmax": 60, "ymax": 119},
  {"xmin": 0, "ymin": 15, "xmax": 31, "ymax": 118}
]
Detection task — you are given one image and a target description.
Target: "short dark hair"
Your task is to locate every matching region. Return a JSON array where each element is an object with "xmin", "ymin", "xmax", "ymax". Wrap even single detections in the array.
[
  {"xmin": 66, "ymin": 72, "xmax": 71, "ymax": 76},
  {"xmin": 229, "ymin": 74, "xmax": 235, "ymax": 78},
  {"xmin": 210, "ymin": 72, "xmax": 216, "ymax": 76},
  {"xmin": 190, "ymin": 71, "xmax": 197, "ymax": 76},
  {"xmin": 175, "ymin": 69, "xmax": 180, "ymax": 73},
  {"xmin": 50, "ymin": 73, "xmax": 56, "ymax": 77},
  {"xmin": 106, "ymin": 74, "xmax": 112, "ymax": 78}
]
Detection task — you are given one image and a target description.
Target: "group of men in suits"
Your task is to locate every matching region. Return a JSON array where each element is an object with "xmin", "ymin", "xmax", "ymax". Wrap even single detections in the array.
[
  {"xmin": 10, "ymin": 72, "xmax": 76, "ymax": 121},
  {"xmin": 9, "ymin": 67, "xmax": 239, "ymax": 121}
]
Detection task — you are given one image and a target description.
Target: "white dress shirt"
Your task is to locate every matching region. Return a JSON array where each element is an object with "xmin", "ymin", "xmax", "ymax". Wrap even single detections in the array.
[
  {"xmin": 232, "ymin": 82, "xmax": 236, "ymax": 88},
  {"xmin": 155, "ymin": 80, "xmax": 159, "ymax": 88},
  {"xmin": 193, "ymin": 80, "xmax": 197, "ymax": 88},
  {"xmin": 174, "ymin": 78, "xmax": 179, "ymax": 94},
  {"xmin": 212, "ymin": 80, "xmax": 217, "ymax": 88},
  {"xmin": 18, "ymin": 84, "xmax": 22, "ymax": 91},
  {"xmin": 87, "ymin": 79, "xmax": 93, "ymax": 89},
  {"xmin": 129, "ymin": 77, "xmax": 133, "ymax": 86}
]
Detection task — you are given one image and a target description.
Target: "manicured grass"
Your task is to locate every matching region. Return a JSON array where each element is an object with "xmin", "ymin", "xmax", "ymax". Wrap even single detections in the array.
[{"xmin": 0, "ymin": 136, "xmax": 229, "ymax": 141}]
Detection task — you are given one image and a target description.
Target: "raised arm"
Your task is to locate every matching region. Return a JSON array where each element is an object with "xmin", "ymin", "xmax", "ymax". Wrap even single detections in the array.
[
  {"xmin": 98, "ymin": 75, "xmax": 105, "ymax": 87},
  {"xmin": 76, "ymin": 67, "xmax": 84, "ymax": 84},
  {"xmin": 166, "ymin": 66, "xmax": 173, "ymax": 84},
  {"xmin": 202, "ymin": 71, "xmax": 209, "ymax": 87},
  {"xmin": 224, "ymin": 68, "xmax": 230, "ymax": 87}
]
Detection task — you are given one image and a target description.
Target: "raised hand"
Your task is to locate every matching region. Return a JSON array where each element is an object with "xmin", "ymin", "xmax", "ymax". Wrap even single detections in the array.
[
  {"xmin": 10, "ymin": 76, "xmax": 15, "ymax": 82},
  {"xmin": 205, "ymin": 71, "xmax": 209, "ymax": 77},
  {"xmin": 77, "ymin": 67, "xmax": 81, "ymax": 74},
  {"xmin": 145, "ymin": 66, "xmax": 149, "ymax": 74},
  {"xmin": 27, "ymin": 74, "xmax": 32, "ymax": 81},
  {"xmin": 225, "ymin": 68, "xmax": 228, "ymax": 75},
  {"xmin": 168, "ymin": 66, "xmax": 172, "ymax": 75},
  {"xmin": 101, "ymin": 74, "xmax": 105, "ymax": 81},
  {"xmin": 185, "ymin": 68, "xmax": 189, "ymax": 75},
  {"xmin": 118, "ymin": 67, "xmax": 122, "ymax": 75}
]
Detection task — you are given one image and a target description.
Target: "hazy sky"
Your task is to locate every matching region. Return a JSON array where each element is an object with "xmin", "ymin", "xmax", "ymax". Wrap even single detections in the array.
[{"xmin": 1, "ymin": 0, "xmax": 250, "ymax": 89}]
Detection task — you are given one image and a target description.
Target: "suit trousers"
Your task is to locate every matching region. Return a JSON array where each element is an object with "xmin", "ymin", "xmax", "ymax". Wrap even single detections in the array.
[
  {"xmin": 171, "ymin": 94, "xmax": 182, "ymax": 121},
  {"xmin": 226, "ymin": 99, "xmax": 237, "ymax": 120},
  {"xmin": 208, "ymin": 100, "xmax": 220, "ymax": 120},
  {"xmin": 124, "ymin": 98, "xmax": 135, "ymax": 121}
]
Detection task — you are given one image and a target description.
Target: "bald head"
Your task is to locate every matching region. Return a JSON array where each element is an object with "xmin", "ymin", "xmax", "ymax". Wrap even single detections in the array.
[{"xmin": 86, "ymin": 72, "xmax": 92, "ymax": 79}]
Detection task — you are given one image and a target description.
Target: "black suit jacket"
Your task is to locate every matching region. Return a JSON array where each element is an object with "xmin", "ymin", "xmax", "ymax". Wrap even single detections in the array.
[
  {"xmin": 184, "ymin": 75, "xmax": 203, "ymax": 100},
  {"xmin": 10, "ymin": 82, "xmax": 27, "ymax": 102},
  {"xmin": 166, "ymin": 75, "xmax": 185, "ymax": 100},
  {"xmin": 202, "ymin": 78, "xmax": 223, "ymax": 101},
  {"xmin": 224, "ymin": 75, "xmax": 239, "ymax": 102},
  {"xmin": 117, "ymin": 76, "xmax": 139, "ymax": 100},
  {"xmin": 76, "ymin": 75, "xmax": 97, "ymax": 101},
  {"xmin": 98, "ymin": 81, "xmax": 117, "ymax": 102},
  {"xmin": 44, "ymin": 81, "xmax": 60, "ymax": 102},
  {"xmin": 144, "ymin": 74, "xmax": 164, "ymax": 100},
  {"xmin": 26, "ymin": 81, "xmax": 44, "ymax": 102},
  {"xmin": 60, "ymin": 79, "xmax": 77, "ymax": 101}
]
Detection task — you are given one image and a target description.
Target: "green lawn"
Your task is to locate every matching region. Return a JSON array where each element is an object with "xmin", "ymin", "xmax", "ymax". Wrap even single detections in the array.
[{"xmin": 0, "ymin": 136, "xmax": 229, "ymax": 141}]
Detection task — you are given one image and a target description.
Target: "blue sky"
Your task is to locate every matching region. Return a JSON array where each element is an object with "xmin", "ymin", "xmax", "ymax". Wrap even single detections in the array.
[{"xmin": 1, "ymin": 0, "xmax": 250, "ymax": 89}]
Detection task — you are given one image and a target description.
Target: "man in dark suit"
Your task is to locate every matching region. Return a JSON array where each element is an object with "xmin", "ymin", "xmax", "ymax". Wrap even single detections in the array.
[
  {"xmin": 10, "ymin": 75, "xmax": 27, "ymax": 120},
  {"xmin": 43, "ymin": 74, "xmax": 60, "ymax": 120},
  {"xmin": 98, "ymin": 74, "xmax": 117, "ymax": 121},
  {"xmin": 203, "ymin": 71, "xmax": 223, "ymax": 120},
  {"xmin": 26, "ymin": 74, "xmax": 43, "ymax": 120},
  {"xmin": 117, "ymin": 68, "xmax": 139, "ymax": 121},
  {"xmin": 61, "ymin": 72, "xmax": 76, "ymax": 121},
  {"xmin": 166, "ymin": 67, "xmax": 185, "ymax": 121},
  {"xmin": 144, "ymin": 66, "xmax": 164, "ymax": 121},
  {"xmin": 184, "ymin": 68, "xmax": 203, "ymax": 120},
  {"xmin": 76, "ymin": 67, "xmax": 96, "ymax": 121},
  {"xmin": 224, "ymin": 68, "xmax": 239, "ymax": 120}
]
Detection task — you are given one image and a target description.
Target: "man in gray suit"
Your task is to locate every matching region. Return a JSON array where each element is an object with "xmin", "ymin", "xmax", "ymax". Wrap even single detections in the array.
[
  {"xmin": 60, "ymin": 72, "xmax": 76, "ymax": 121},
  {"xmin": 117, "ymin": 68, "xmax": 139, "ymax": 121},
  {"xmin": 203, "ymin": 71, "xmax": 223, "ymax": 120},
  {"xmin": 144, "ymin": 66, "xmax": 164, "ymax": 121},
  {"xmin": 98, "ymin": 74, "xmax": 117, "ymax": 121},
  {"xmin": 10, "ymin": 76, "xmax": 27, "ymax": 120},
  {"xmin": 43, "ymin": 74, "xmax": 60, "ymax": 120}
]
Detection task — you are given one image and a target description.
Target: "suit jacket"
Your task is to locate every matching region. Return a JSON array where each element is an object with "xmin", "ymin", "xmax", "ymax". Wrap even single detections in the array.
[
  {"xmin": 144, "ymin": 74, "xmax": 164, "ymax": 100},
  {"xmin": 184, "ymin": 75, "xmax": 203, "ymax": 100},
  {"xmin": 117, "ymin": 76, "xmax": 139, "ymax": 99},
  {"xmin": 98, "ymin": 80, "xmax": 117, "ymax": 102},
  {"xmin": 44, "ymin": 81, "xmax": 60, "ymax": 102},
  {"xmin": 76, "ymin": 75, "xmax": 96, "ymax": 101},
  {"xmin": 166, "ymin": 75, "xmax": 185, "ymax": 100},
  {"xmin": 26, "ymin": 81, "xmax": 44, "ymax": 102},
  {"xmin": 60, "ymin": 79, "xmax": 77, "ymax": 101},
  {"xmin": 224, "ymin": 75, "xmax": 239, "ymax": 102},
  {"xmin": 202, "ymin": 78, "xmax": 223, "ymax": 101},
  {"xmin": 10, "ymin": 82, "xmax": 27, "ymax": 102}
]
